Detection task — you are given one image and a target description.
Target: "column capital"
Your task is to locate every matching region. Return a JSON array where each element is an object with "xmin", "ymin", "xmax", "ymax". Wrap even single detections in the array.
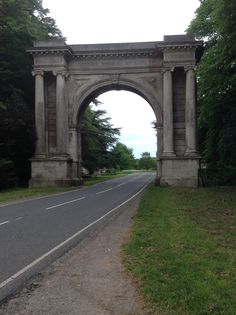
[
  {"xmin": 156, "ymin": 125, "xmax": 163, "ymax": 130},
  {"xmin": 184, "ymin": 65, "xmax": 197, "ymax": 72},
  {"xmin": 32, "ymin": 70, "xmax": 44, "ymax": 77},
  {"xmin": 69, "ymin": 126, "xmax": 78, "ymax": 131},
  {"xmin": 162, "ymin": 66, "xmax": 175, "ymax": 75},
  {"xmin": 53, "ymin": 70, "xmax": 68, "ymax": 77}
]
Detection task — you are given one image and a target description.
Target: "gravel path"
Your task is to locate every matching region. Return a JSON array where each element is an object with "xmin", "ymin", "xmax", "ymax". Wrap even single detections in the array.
[{"xmin": 0, "ymin": 194, "xmax": 152, "ymax": 315}]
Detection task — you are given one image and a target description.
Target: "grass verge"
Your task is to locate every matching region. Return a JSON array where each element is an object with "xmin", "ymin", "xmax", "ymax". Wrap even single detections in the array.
[
  {"xmin": 0, "ymin": 186, "xmax": 77, "ymax": 204},
  {"xmin": 0, "ymin": 171, "xmax": 137, "ymax": 204},
  {"xmin": 123, "ymin": 186, "xmax": 236, "ymax": 315}
]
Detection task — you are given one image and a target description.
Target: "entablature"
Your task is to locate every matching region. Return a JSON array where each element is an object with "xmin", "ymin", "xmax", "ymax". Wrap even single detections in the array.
[{"xmin": 27, "ymin": 35, "xmax": 203, "ymax": 64}]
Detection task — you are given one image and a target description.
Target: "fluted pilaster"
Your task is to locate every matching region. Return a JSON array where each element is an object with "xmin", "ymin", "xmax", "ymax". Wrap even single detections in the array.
[
  {"xmin": 185, "ymin": 67, "xmax": 197, "ymax": 156},
  {"xmin": 33, "ymin": 70, "xmax": 46, "ymax": 156},
  {"xmin": 163, "ymin": 68, "xmax": 175, "ymax": 156},
  {"xmin": 54, "ymin": 71, "xmax": 67, "ymax": 154}
]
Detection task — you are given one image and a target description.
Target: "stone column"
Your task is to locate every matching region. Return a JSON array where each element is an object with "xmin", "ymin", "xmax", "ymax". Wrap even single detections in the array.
[
  {"xmin": 156, "ymin": 124, "xmax": 163, "ymax": 157},
  {"xmin": 163, "ymin": 68, "xmax": 175, "ymax": 156},
  {"xmin": 185, "ymin": 67, "xmax": 197, "ymax": 155},
  {"xmin": 77, "ymin": 130, "xmax": 83, "ymax": 178},
  {"xmin": 68, "ymin": 127, "xmax": 78, "ymax": 178},
  {"xmin": 33, "ymin": 70, "xmax": 46, "ymax": 156},
  {"xmin": 55, "ymin": 71, "xmax": 67, "ymax": 154}
]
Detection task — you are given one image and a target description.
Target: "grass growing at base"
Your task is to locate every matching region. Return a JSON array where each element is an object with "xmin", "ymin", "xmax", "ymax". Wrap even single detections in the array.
[{"xmin": 123, "ymin": 186, "xmax": 236, "ymax": 314}]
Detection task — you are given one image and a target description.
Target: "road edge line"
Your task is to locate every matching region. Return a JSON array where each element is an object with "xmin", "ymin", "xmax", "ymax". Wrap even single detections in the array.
[{"xmin": 0, "ymin": 183, "xmax": 149, "ymax": 290}]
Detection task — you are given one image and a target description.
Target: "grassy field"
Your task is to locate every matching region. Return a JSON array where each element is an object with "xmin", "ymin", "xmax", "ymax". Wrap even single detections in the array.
[
  {"xmin": 0, "ymin": 171, "xmax": 136, "ymax": 204},
  {"xmin": 123, "ymin": 186, "xmax": 236, "ymax": 315}
]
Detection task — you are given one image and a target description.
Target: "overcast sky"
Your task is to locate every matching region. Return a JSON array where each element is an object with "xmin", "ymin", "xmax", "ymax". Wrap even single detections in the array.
[{"xmin": 43, "ymin": 0, "xmax": 200, "ymax": 158}]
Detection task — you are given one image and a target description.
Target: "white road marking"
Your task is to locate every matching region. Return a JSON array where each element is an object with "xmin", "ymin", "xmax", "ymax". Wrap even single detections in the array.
[
  {"xmin": 0, "ymin": 188, "xmax": 82, "ymax": 208},
  {"xmin": 96, "ymin": 188, "xmax": 113, "ymax": 195},
  {"xmin": 45, "ymin": 197, "xmax": 86, "ymax": 210},
  {"xmin": 0, "ymin": 221, "xmax": 9, "ymax": 227},
  {"xmin": 0, "ymin": 182, "xmax": 149, "ymax": 290},
  {"xmin": 116, "ymin": 182, "xmax": 125, "ymax": 187},
  {"xmin": 15, "ymin": 217, "xmax": 23, "ymax": 221}
]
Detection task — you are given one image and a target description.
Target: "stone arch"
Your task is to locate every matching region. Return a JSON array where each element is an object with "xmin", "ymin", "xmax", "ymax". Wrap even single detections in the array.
[
  {"xmin": 70, "ymin": 78, "xmax": 161, "ymax": 180},
  {"xmin": 73, "ymin": 77, "xmax": 162, "ymax": 127},
  {"xmin": 28, "ymin": 35, "xmax": 202, "ymax": 187}
]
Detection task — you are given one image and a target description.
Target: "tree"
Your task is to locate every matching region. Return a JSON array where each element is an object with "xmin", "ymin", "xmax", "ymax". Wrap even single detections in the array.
[
  {"xmin": 0, "ymin": 0, "xmax": 62, "ymax": 103},
  {"xmin": 80, "ymin": 101, "xmax": 120, "ymax": 174},
  {"xmin": 188, "ymin": 0, "xmax": 236, "ymax": 185},
  {"xmin": 0, "ymin": 92, "xmax": 35, "ymax": 187},
  {"xmin": 138, "ymin": 152, "xmax": 156, "ymax": 170},
  {"xmin": 0, "ymin": 0, "xmax": 62, "ymax": 186},
  {"xmin": 110, "ymin": 143, "xmax": 135, "ymax": 170}
]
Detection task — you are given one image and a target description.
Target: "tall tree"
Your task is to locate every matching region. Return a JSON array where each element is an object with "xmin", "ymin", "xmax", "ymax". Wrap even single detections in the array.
[
  {"xmin": 80, "ymin": 102, "xmax": 120, "ymax": 174},
  {"xmin": 0, "ymin": 0, "xmax": 62, "ymax": 187},
  {"xmin": 110, "ymin": 143, "xmax": 135, "ymax": 170},
  {"xmin": 188, "ymin": 0, "xmax": 236, "ymax": 184}
]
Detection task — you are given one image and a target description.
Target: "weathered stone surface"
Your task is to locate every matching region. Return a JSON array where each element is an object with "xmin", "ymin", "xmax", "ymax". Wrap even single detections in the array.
[
  {"xmin": 160, "ymin": 157, "xmax": 200, "ymax": 187},
  {"xmin": 27, "ymin": 35, "xmax": 203, "ymax": 187}
]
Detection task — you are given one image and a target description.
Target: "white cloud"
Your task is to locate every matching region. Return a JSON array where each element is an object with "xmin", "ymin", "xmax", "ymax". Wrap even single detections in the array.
[{"xmin": 43, "ymin": 0, "xmax": 199, "ymax": 44}]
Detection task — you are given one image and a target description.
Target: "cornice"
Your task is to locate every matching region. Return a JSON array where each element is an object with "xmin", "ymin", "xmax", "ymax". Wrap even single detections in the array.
[
  {"xmin": 27, "ymin": 47, "xmax": 161, "ymax": 59},
  {"xmin": 72, "ymin": 49, "xmax": 160, "ymax": 60},
  {"xmin": 27, "ymin": 39, "xmax": 203, "ymax": 59},
  {"xmin": 27, "ymin": 47, "xmax": 73, "ymax": 56},
  {"xmin": 159, "ymin": 42, "xmax": 203, "ymax": 51}
]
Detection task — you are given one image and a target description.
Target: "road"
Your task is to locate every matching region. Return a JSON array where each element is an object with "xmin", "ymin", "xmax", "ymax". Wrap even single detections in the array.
[{"xmin": 0, "ymin": 172, "xmax": 154, "ymax": 301}]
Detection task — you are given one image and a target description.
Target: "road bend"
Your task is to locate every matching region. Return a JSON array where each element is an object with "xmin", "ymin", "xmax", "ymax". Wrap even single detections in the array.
[{"xmin": 0, "ymin": 172, "xmax": 154, "ymax": 300}]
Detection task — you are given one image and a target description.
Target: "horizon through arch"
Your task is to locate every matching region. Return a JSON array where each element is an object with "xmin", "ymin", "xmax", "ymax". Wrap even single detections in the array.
[{"xmin": 92, "ymin": 90, "xmax": 157, "ymax": 158}]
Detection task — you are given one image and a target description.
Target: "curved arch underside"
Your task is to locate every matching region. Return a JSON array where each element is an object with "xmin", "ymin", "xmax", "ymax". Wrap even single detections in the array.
[
  {"xmin": 29, "ymin": 35, "xmax": 202, "ymax": 187},
  {"xmin": 74, "ymin": 80, "xmax": 161, "ymax": 126}
]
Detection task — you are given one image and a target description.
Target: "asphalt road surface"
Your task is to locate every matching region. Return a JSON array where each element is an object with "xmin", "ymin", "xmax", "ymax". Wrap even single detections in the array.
[{"xmin": 0, "ymin": 172, "xmax": 155, "ymax": 301}]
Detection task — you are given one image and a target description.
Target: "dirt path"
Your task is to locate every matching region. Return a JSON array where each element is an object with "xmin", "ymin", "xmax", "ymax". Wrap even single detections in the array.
[{"xmin": 0, "ymin": 195, "xmax": 151, "ymax": 315}]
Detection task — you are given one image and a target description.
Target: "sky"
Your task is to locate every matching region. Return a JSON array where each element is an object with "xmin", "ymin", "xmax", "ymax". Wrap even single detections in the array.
[{"xmin": 43, "ymin": 0, "xmax": 200, "ymax": 158}]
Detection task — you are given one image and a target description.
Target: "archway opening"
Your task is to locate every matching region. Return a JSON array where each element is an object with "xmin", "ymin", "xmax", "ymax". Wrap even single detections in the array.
[{"xmin": 78, "ymin": 89, "xmax": 158, "ymax": 176}]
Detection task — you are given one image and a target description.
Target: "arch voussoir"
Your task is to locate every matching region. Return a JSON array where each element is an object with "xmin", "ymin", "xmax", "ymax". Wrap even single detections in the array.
[{"xmin": 72, "ymin": 76, "xmax": 162, "ymax": 127}]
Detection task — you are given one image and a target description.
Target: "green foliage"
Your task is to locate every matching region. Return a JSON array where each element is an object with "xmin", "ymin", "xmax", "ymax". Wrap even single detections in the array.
[
  {"xmin": 0, "ymin": 92, "xmax": 35, "ymax": 186},
  {"xmin": 188, "ymin": 0, "xmax": 236, "ymax": 185},
  {"xmin": 0, "ymin": 158, "xmax": 16, "ymax": 189},
  {"xmin": 0, "ymin": 0, "xmax": 62, "ymax": 186},
  {"xmin": 110, "ymin": 143, "xmax": 135, "ymax": 170},
  {"xmin": 138, "ymin": 152, "xmax": 156, "ymax": 170},
  {"xmin": 0, "ymin": 0, "xmax": 62, "ymax": 102},
  {"xmin": 80, "ymin": 102, "xmax": 120, "ymax": 174},
  {"xmin": 123, "ymin": 186, "xmax": 236, "ymax": 314}
]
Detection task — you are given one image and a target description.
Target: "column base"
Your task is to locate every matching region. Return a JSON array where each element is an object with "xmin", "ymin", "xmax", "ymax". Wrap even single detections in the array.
[
  {"xmin": 159, "ymin": 157, "xmax": 200, "ymax": 187},
  {"xmin": 161, "ymin": 151, "xmax": 176, "ymax": 157},
  {"xmin": 29, "ymin": 156, "xmax": 83, "ymax": 188},
  {"xmin": 184, "ymin": 150, "xmax": 200, "ymax": 157}
]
